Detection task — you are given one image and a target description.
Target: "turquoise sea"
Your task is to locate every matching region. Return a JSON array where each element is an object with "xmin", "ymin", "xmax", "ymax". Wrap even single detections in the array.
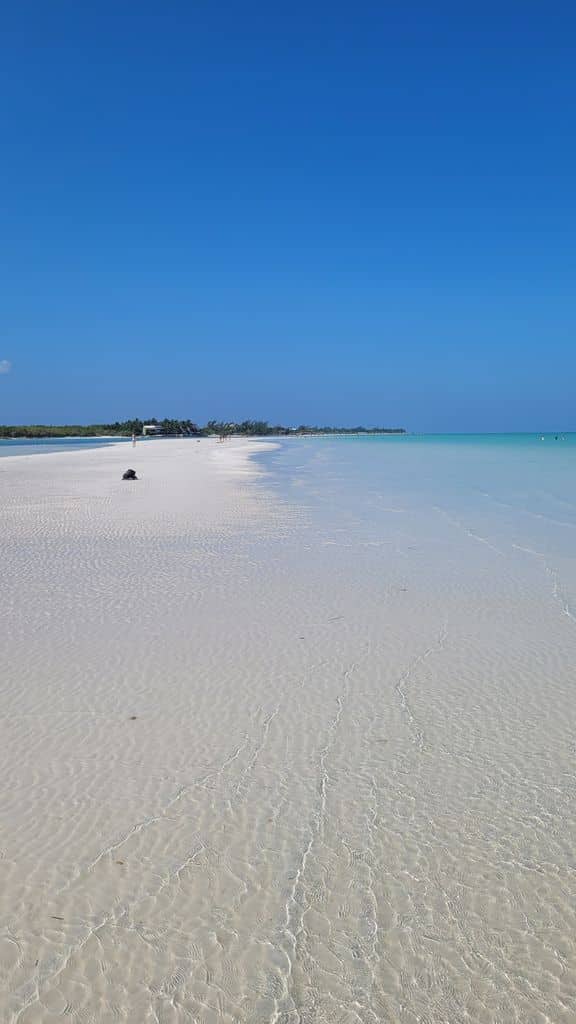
[{"xmin": 259, "ymin": 430, "xmax": 576, "ymax": 608}]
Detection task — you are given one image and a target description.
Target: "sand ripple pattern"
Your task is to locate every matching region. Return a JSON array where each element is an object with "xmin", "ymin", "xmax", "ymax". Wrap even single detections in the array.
[{"xmin": 1, "ymin": 437, "xmax": 576, "ymax": 1022}]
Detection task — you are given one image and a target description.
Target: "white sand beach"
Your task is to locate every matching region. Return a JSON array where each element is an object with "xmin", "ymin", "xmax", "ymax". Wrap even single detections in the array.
[
  {"xmin": 1, "ymin": 438, "xmax": 287, "ymax": 1023},
  {"xmin": 2, "ymin": 437, "xmax": 576, "ymax": 1023}
]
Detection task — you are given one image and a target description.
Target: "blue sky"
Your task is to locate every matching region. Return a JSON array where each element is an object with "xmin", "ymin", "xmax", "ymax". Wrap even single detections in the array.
[{"xmin": 2, "ymin": 2, "xmax": 575, "ymax": 430}]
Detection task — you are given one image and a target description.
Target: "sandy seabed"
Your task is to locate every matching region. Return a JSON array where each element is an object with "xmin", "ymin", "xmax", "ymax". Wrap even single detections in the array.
[{"xmin": 1, "ymin": 438, "xmax": 576, "ymax": 1023}]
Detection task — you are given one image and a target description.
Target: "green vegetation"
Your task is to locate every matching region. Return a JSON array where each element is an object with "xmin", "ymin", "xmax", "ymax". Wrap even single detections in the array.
[
  {"xmin": 205, "ymin": 421, "xmax": 406, "ymax": 436},
  {"xmin": 0, "ymin": 418, "xmax": 406, "ymax": 439},
  {"xmin": 0, "ymin": 419, "xmax": 200, "ymax": 438}
]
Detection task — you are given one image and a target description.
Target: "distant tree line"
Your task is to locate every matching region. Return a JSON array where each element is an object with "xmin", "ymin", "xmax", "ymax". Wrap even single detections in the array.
[
  {"xmin": 287, "ymin": 425, "xmax": 406, "ymax": 435},
  {"xmin": 0, "ymin": 418, "xmax": 200, "ymax": 438},
  {"xmin": 0, "ymin": 418, "xmax": 406, "ymax": 439},
  {"xmin": 205, "ymin": 421, "xmax": 406, "ymax": 436}
]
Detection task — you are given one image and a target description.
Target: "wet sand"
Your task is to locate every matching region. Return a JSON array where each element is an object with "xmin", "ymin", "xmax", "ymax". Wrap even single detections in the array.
[{"xmin": 1, "ymin": 437, "xmax": 576, "ymax": 1023}]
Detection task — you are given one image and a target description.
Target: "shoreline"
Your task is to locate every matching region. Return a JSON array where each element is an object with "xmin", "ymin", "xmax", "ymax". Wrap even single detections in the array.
[
  {"xmin": 2, "ymin": 435, "xmax": 576, "ymax": 1022},
  {"xmin": 0, "ymin": 437, "xmax": 281, "ymax": 555}
]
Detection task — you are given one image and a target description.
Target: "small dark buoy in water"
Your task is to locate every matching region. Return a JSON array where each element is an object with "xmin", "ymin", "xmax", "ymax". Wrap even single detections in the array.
[{"xmin": 122, "ymin": 469, "xmax": 138, "ymax": 480}]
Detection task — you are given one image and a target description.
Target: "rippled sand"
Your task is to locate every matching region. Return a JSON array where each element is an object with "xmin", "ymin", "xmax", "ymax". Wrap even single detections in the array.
[{"xmin": 1, "ymin": 437, "xmax": 576, "ymax": 1023}]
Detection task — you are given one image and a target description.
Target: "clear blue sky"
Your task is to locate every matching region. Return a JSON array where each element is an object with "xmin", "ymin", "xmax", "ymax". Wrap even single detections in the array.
[{"xmin": 2, "ymin": 2, "xmax": 575, "ymax": 430}]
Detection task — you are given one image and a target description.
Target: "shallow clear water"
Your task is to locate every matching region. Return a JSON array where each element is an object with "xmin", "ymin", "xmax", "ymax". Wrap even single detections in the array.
[
  {"xmin": 247, "ymin": 434, "xmax": 576, "ymax": 1021},
  {"xmin": 258, "ymin": 433, "xmax": 576, "ymax": 578}
]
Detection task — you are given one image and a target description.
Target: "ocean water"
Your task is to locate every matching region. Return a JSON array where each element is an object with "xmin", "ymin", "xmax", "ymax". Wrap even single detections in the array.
[
  {"xmin": 256, "ymin": 433, "xmax": 576, "ymax": 613},
  {"xmin": 244, "ymin": 433, "xmax": 576, "ymax": 1021}
]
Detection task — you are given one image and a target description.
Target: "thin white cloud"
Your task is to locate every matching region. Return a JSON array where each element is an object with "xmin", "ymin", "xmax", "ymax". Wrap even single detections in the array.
[{"xmin": 0, "ymin": 360, "xmax": 11, "ymax": 374}]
